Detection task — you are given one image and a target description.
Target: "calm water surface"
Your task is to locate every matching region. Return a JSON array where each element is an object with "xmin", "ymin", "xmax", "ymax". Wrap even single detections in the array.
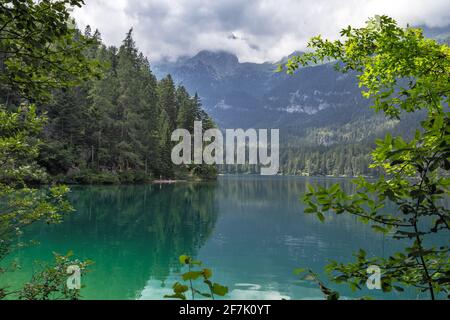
[{"xmin": 2, "ymin": 176, "xmax": 446, "ymax": 300}]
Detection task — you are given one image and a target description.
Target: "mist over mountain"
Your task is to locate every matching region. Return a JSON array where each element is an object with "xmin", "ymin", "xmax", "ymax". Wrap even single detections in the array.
[
  {"xmin": 152, "ymin": 25, "xmax": 448, "ymax": 176},
  {"xmin": 154, "ymin": 50, "xmax": 371, "ymax": 131},
  {"xmin": 153, "ymin": 25, "xmax": 448, "ymax": 137}
]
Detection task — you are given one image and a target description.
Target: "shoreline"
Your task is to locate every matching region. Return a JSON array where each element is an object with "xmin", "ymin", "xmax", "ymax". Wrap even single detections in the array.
[
  {"xmin": 45, "ymin": 174, "xmax": 376, "ymax": 186},
  {"xmin": 151, "ymin": 179, "xmax": 186, "ymax": 184}
]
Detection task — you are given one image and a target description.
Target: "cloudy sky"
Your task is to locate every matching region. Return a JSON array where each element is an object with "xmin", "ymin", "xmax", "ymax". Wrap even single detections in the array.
[{"xmin": 73, "ymin": 0, "xmax": 450, "ymax": 63}]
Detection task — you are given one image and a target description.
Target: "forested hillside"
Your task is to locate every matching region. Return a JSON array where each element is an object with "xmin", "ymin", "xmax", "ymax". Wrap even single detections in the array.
[{"xmin": 1, "ymin": 27, "xmax": 216, "ymax": 184}]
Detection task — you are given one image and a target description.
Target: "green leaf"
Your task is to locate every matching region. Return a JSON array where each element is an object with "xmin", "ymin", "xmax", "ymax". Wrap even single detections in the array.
[
  {"xmin": 304, "ymin": 207, "xmax": 317, "ymax": 214},
  {"xmin": 179, "ymin": 255, "xmax": 190, "ymax": 265},
  {"xmin": 173, "ymin": 282, "xmax": 189, "ymax": 293},
  {"xmin": 164, "ymin": 293, "xmax": 186, "ymax": 300},
  {"xmin": 212, "ymin": 283, "xmax": 228, "ymax": 296},
  {"xmin": 371, "ymin": 225, "xmax": 389, "ymax": 234},
  {"xmin": 182, "ymin": 271, "xmax": 202, "ymax": 281},
  {"xmin": 294, "ymin": 268, "xmax": 306, "ymax": 275},
  {"xmin": 316, "ymin": 212, "xmax": 325, "ymax": 222},
  {"xmin": 329, "ymin": 184, "xmax": 340, "ymax": 194},
  {"xmin": 202, "ymin": 268, "xmax": 213, "ymax": 279}
]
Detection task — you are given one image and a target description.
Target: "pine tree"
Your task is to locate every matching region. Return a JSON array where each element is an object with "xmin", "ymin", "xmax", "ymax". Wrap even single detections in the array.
[{"xmin": 158, "ymin": 75, "xmax": 178, "ymax": 130}]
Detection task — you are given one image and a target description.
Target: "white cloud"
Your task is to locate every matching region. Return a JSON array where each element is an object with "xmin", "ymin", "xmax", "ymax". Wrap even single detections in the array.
[{"xmin": 73, "ymin": 0, "xmax": 450, "ymax": 63}]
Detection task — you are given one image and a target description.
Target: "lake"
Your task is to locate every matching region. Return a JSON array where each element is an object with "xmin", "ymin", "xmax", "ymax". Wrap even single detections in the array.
[{"xmin": 1, "ymin": 176, "xmax": 445, "ymax": 300}]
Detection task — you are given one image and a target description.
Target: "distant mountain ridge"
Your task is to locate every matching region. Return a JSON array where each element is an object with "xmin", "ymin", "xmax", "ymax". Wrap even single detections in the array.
[
  {"xmin": 154, "ymin": 50, "xmax": 370, "ymax": 131},
  {"xmin": 152, "ymin": 25, "xmax": 447, "ymax": 176}
]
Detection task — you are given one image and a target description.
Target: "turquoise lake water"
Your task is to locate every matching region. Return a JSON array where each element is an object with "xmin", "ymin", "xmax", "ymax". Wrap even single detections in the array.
[{"xmin": 1, "ymin": 176, "xmax": 446, "ymax": 300}]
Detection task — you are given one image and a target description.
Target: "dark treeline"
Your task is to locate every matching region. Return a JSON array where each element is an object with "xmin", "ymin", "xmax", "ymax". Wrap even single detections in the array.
[
  {"xmin": 217, "ymin": 143, "xmax": 375, "ymax": 177},
  {"xmin": 280, "ymin": 143, "xmax": 375, "ymax": 177},
  {"xmin": 279, "ymin": 111, "xmax": 425, "ymax": 177},
  {"xmin": 1, "ymin": 27, "xmax": 216, "ymax": 183},
  {"xmin": 218, "ymin": 111, "xmax": 425, "ymax": 177}
]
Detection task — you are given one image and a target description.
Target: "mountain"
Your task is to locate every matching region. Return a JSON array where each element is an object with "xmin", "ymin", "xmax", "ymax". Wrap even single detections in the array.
[
  {"xmin": 153, "ymin": 24, "xmax": 450, "ymax": 134},
  {"xmin": 155, "ymin": 50, "xmax": 376, "ymax": 129},
  {"xmin": 152, "ymin": 45, "xmax": 428, "ymax": 176},
  {"xmin": 422, "ymin": 25, "xmax": 450, "ymax": 44},
  {"xmin": 154, "ymin": 50, "xmax": 381, "ymax": 138}
]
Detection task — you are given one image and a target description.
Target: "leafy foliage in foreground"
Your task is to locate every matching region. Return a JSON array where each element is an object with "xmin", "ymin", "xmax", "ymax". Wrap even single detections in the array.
[
  {"xmin": 1, "ymin": 0, "xmax": 94, "ymax": 300},
  {"xmin": 0, "ymin": 0, "xmax": 101, "ymax": 103},
  {"xmin": 0, "ymin": 105, "xmax": 73, "ymax": 257},
  {"xmin": 165, "ymin": 255, "xmax": 228, "ymax": 300},
  {"xmin": 17, "ymin": 252, "xmax": 92, "ymax": 300},
  {"xmin": 284, "ymin": 16, "xmax": 450, "ymax": 299},
  {"xmin": 0, "ymin": 105, "xmax": 83, "ymax": 300}
]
